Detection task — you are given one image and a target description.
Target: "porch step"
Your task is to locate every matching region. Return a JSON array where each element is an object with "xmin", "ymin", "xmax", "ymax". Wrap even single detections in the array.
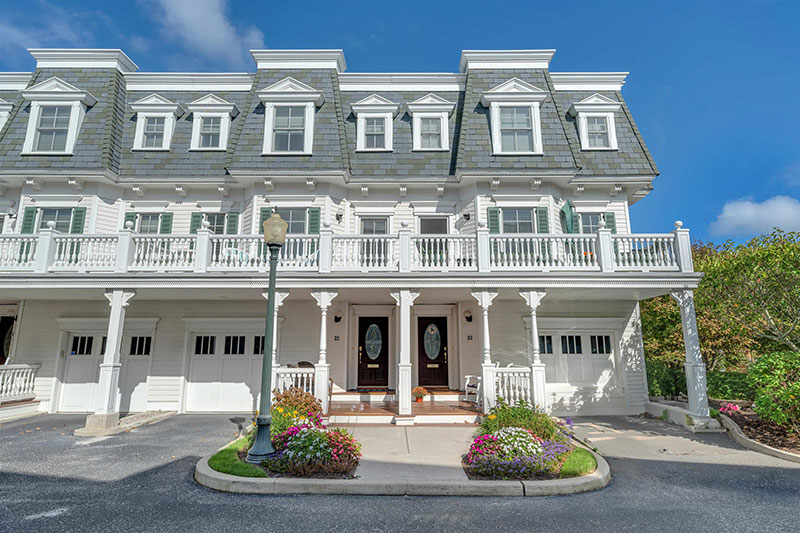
[{"xmin": 331, "ymin": 390, "xmax": 468, "ymax": 403}]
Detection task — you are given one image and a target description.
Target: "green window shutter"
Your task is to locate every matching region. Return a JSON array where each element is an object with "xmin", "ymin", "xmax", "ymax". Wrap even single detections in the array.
[
  {"xmin": 159, "ymin": 212, "xmax": 174, "ymax": 234},
  {"xmin": 487, "ymin": 207, "xmax": 500, "ymax": 234},
  {"xmin": 604, "ymin": 212, "xmax": 617, "ymax": 234},
  {"xmin": 20, "ymin": 207, "xmax": 37, "ymax": 234},
  {"xmin": 124, "ymin": 212, "xmax": 137, "ymax": 229},
  {"xmin": 70, "ymin": 207, "xmax": 86, "ymax": 234},
  {"xmin": 225, "ymin": 212, "xmax": 240, "ymax": 235},
  {"xmin": 307, "ymin": 207, "xmax": 321, "ymax": 234},
  {"xmin": 259, "ymin": 207, "xmax": 272, "ymax": 234},
  {"xmin": 560, "ymin": 201, "xmax": 575, "ymax": 233},
  {"xmin": 189, "ymin": 212, "xmax": 203, "ymax": 234},
  {"xmin": 536, "ymin": 207, "xmax": 549, "ymax": 233}
]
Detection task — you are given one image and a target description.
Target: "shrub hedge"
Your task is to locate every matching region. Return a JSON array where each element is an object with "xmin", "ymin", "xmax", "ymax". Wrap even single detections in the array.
[{"xmin": 646, "ymin": 360, "xmax": 754, "ymax": 401}]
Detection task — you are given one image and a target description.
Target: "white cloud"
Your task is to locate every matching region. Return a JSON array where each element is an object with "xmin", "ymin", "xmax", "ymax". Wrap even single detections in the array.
[
  {"xmin": 147, "ymin": 0, "xmax": 265, "ymax": 70},
  {"xmin": 709, "ymin": 196, "xmax": 800, "ymax": 237},
  {"xmin": 783, "ymin": 161, "xmax": 800, "ymax": 187}
]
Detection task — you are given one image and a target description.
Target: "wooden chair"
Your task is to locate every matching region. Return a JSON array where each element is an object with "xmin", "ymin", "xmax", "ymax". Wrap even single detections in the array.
[{"xmin": 463, "ymin": 375, "xmax": 482, "ymax": 408}]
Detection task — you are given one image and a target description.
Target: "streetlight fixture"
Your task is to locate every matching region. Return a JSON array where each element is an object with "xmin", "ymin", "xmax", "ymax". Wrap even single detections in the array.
[{"xmin": 245, "ymin": 212, "xmax": 288, "ymax": 464}]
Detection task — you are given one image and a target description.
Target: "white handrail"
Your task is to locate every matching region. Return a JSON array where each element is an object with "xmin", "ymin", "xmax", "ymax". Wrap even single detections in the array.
[
  {"xmin": 410, "ymin": 234, "xmax": 477, "ymax": 270},
  {"xmin": 51, "ymin": 235, "xmax": 118, "ymax": 270},
  {"xmin": 612, "ymin": 234, "xmax": 679, "ymax": 270},
  {"xmin": 130, "ymin": 235, "xmax": 196, "ymax": 271},
  {"xmin": 209, "ymin": 234, "xmax": 319, "ymax": 271},
  {"xmin": 494, "ymin": 367, "xmax": 532, "ymax": 405},
  {"xmin": 0, "ymin": 235, "xmax": 38, "ymax": 269},
  {"xmin": 0, "ymin": 363, "xmax": 39, "ymax": 403},
  {"xmin": 331, "ymin": 234, "xmax": 399, "ymax": 271},
  {"xmin": 489, "ymin": 234, "xmax": 599, "ymax": 270},
  {"xmin": 275, "ymin": 367, "xmax": 315, "ymax": 394}
]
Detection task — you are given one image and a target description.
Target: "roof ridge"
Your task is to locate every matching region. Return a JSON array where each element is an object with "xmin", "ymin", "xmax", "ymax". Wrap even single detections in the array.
[
  {"xmin": 542, "ymin": 70, "xmax": 582, "ymax": 170},
  {"xmin": 225, "ymin": 71, "xmax": 260, "ymax": 169},
  {"xmin": 617, "ymin": 90, "xmax": 659, "ymax": 176}
]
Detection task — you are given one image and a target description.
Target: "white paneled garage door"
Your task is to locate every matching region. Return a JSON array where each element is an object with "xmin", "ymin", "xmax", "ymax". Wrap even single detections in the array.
[{"xmin": 185, "ymin": 332, "xmax": 265, "ymax": 412}]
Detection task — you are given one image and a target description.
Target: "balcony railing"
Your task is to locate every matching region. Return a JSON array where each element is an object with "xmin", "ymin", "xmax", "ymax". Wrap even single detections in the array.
[
  {"xmin": 0, "ymin": 364, "xmax": 39, "ymax": 403},
  {"xmin": 0, "ymin": 222, "xmax": 693, "ymax": 275}
]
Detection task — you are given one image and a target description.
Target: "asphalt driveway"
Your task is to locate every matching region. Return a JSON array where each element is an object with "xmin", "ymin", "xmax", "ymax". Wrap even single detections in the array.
[{"xmin": 0, "ymin": 413, "xmax": 798, "ymax": 532}]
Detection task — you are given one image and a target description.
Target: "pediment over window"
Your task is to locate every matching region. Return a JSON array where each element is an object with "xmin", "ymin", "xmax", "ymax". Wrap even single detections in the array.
[
  {"xmin": 257, "ymin": 77, "xmax": 323, "ymax": 105},
  {"xmin": 21, "ymin": 76, "xmax": 97, "ymax": 106},
  {"xmin": 406, "ymin": 93, "xmax": 455, "ymax": 115},
  {"xmin": 567, "ymin": 93, "xmax": 622, "ymax": 116},
  {"xmin": 351, "ymin": 94, "xmax": 399, "ymax": 116},
  {"xmin": 131, "ymin": 93, "xmax": 185, "ymax": 116},
  {"xmin": 0, "ymin": 98, "xmax": 11, "ymax": 130},
  {"xmin": 186, "ymin": 94, "xmax": 239, "ymax": 117},
  {"xmin": 480, "ymin": 78, "xmax": 547, "ymax": 105}
]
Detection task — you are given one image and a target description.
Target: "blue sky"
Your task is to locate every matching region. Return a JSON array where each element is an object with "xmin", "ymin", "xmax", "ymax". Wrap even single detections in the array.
[{"xmin": 0, "ymin": 0, "xmax": 798, "ymax": 242}]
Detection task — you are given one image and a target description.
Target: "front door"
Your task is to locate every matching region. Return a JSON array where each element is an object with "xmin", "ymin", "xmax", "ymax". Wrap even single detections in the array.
[
  {"xmin": 418, "ymin": 316, "xmax": 448, "ymax": 387},
  {"xmin": 358, "ymin": 317, "xmax": 389, "ymax": 387}
]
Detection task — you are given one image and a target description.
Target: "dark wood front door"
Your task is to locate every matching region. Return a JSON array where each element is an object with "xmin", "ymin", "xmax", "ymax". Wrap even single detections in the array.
[
  {"xmin": 358, "ymin": 317, "xmax": 389, "ymax": 387},
  {"xmin": 418, "ymin": 316, "xmax": 448, "ymax": 387}
]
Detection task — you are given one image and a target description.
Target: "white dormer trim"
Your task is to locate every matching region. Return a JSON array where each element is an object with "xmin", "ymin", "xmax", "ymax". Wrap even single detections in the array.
[
  {"xmin": 351, "ymin": 95, "xmax": 399, "ymax": 152},
  {"xmin": 481, "ymin": 78, "xmax": 546, "ymax": 155},
  {"xmin": 21, "ymin": 77, "xmax": 98, "ymax": 155},
  {"xmin": 550, "ymin": 73, "xmax": 628, "ymax": 92},
  {"xmin": 406, "ymin": 94, "xmax": 454, "ymax": 152},
  {"xmin": 131, "ymin": 94, "xmax": 185, "ymax": 151},
  {"xmin": 568, "ymin": 94, "xmax": 622, "ymax": 151},
  {"xmin": 28, "ymin": 48, "xmax": 138, "ymax": 73},
  {"xmin": 460, "ymin": 50, "xmax": 556, "ymax": 72},
  {"xmin": 0, "ymin": 99, "xmax": 12, "ymax": 131},
  {"xmin": 258, "ymin": 77, "xmax": 323, "ymax": 155},
  {"xmin": 250, "ymin": 50, "xmax": 347, "ymax": 72},
  {"xmin": 186, "ymin": 94, "xmax": 239, "ymax": 151}
]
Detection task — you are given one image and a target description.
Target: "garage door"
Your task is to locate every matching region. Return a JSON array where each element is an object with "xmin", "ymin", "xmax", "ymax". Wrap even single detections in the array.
[
  {"xmin": 59, "ymin": 333, "xmax": 103, "ymax": 412},
  {"xmin": 186, "ymin": 333, "xmax": 264, "ymax": 412},
  {"xmin": 119, "ymin": 335, "xmax": 153, "ymax": 413}
]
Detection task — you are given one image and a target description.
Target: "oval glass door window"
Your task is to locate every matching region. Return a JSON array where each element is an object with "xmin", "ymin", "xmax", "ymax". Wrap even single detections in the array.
[
  {"xmin": 424, "ymin": 324, "xmax": 441, "ymax": 360},
  {"xmin": 365, "ymin": 324, "xmax": 382, "ymax": 360}
]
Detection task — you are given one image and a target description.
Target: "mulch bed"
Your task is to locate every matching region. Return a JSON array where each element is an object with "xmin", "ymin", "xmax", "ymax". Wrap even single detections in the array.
[{"xmin": 726, "ymin": 411, "xmax": 800, "ymax": 454}]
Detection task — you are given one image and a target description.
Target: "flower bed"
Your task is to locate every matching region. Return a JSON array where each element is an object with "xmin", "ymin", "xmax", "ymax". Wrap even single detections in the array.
[
  {"xmin": 711, "ymin": 400, "xmax": 800, "ymax": 454},
  {"xmin": 462, "ymin": 399, "xmax": 596, "ymax": 480},
  {"xmin": 209, "ymin": 387, "xmax": 362, "ymax": 479}
]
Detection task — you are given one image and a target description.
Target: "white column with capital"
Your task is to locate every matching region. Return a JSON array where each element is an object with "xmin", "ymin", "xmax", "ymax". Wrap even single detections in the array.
[
  {"xmin": 390, "ymin": 289, "xmax": 420, "ymax": 415},
  {"xmin": 671, "ymin": 289, "xmax": 710, "ymax": 418},
  {"xmin": 85, "ymin": 289, "xmax": 136, "ymax": 431},
  {"xmin": 311, "ymin": 290, "xmax": 338, "ymax": 413},
  {"xmin": 471, "ymin": 290, "xmax": 498, "ymax": 412},
  {"xmin": 520, "ymin": 289, "xmax": 548, "ymax": 411},
  {"xmin": 262, "ymin": 290, "xmax": 290, "ymax": 404}
]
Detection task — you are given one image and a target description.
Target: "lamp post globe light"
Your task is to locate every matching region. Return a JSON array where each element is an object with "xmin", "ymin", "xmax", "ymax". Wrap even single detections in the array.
[{"xmin": 245, "ymin": 212, "xmax": 289, "ymax": 464}]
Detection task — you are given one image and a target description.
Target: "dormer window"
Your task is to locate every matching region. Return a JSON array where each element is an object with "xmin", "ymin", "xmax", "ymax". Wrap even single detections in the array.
[
  {"xmin": 567, "ymin": 94, "xmax": 621, "ymax": 151},
  {"xmin": 406, "ymin": 94, "xmax": 454, "ymax": 152},
  {"xmin": 21, "ymin": 77, "xmax": 97, "ymax": 155},
  {"xmin": 257, "ymin": 77, "xmax": 323, "ymax": 155},
  {"xmin": 480, "ymin": 78, "xmax": 546, "ymax": 155},
  {"xmin": 351, "ymin": 94, "xmax": 399, "ymax": 152},
  {"xmin": 131, "ymin": 94, "xmax": 184, "ymax": 151},
  {"xmin": 187, "ymin": 94, "xmax": 238, "ymax": 151}
]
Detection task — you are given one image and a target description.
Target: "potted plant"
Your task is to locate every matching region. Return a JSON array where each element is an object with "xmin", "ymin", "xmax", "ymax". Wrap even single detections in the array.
[{"xmin": 412, "ymin": 387, "xmax": 428, "ymax": 403}]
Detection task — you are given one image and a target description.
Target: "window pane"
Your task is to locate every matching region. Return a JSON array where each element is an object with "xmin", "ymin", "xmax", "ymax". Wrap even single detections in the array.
[
  {"xmin": 205, "ymin": 213, "xmax": 226, "ymax": 234},
  {"xmin": 139, "ymin": 214, "xmax": 160, "ymax": 234},
  {"xmin": 201, "ymin": 117, "xmax": 221, "ymax": 133},
  {"xmin": 274, "ymin": 131, "xmax": 289, "ymax": 151},
  {"xmin": 502, "ymin": 208, "xmax": 534, "ymax": 233},
  {"xmin": 361, "ymin": 218, "xmax": 388, "ymax": 234},
  {"xmin": 366, "ymin": 133, "xmax": 384, "ymax": 149},
  {"xmin": 288, "ymin": 131, "xmax": 305, "ymax": 151},
  {"xmin": 581, "ymin": 214, "xmax": 602, "ymax": 233},
  {"xmin": 273, "ymin": 107, "xmax": 305, "ymax": 151},
  {"xmin": 39, "ymin": 208, "xmax": 72, "ymax": 233},
  {"xmin": 283, "ymin": 208, "xmax": 307, "ymax": 234},
  {"xmin": 365, "ymin": 118, "xmax": 384, "ymax": 134},
  {"xmin": 420, "ymin": 217, "xmax": 448, "ymax": 234}
]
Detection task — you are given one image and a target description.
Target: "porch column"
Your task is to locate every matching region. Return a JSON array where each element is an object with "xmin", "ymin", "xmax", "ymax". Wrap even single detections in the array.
[
  {"xmin": 390, "ymin": 289, "xmax": 420, "ymax": 415},
  {"xmin": 671, "ymin": 289, "xmax": 710, "ymax": 417},
  {"xmin": 262, "ymin": 290, "xmax": 290, "ymax": 404},
  {"xmin": 520, "ymin": 289, "xmax": 547, "ymax": 411},
  {"xmin": 85, "ymin": 289, "xmax": 136, "ymax": 430},
  {"xmin": 471, "ymin": 290, "xmax": 498, "ymax": 412},
  {"xmin": 311, "ymin": 290, "xmax": 338, "ymax": 413}
]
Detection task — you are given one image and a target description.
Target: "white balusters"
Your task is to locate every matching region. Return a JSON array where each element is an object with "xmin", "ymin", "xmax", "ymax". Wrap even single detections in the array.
[
  {"xmin": 51, "ymin": 235, "xmax": 118, "ymax": 270},
  {"xmin": 331, "ymin": 235, "xmax": 399, "ymax": 271},
  {"xmin": 130, "ymin": 235, "xmax": 196, "ymax": 271},
  {"xmin": 494, "ymin": 367, "xmax": 532, "ymax": 405},
  {"xmin": 488, "ymin": 234, "xmax": 599, "ymax": 270},
  {"xmin": 0, "ymin": 364, "xmax": 39, "ymax": 402},
  {"xmin": 275, "ymin": 367, "xmax": 315, "ymax": 394},
  {"xmin": 410, "ymin": 235, "xmax": 477, "ymax": 270},
  {"xmin": 208, "ymin": 235, "xmax": 319, "ymax": 271},
  {"xmin": 0, "ymin": 236, "xmax": 38, "ymax": 268},
  {"xmin": 611, "ymin": 234, "xmax": 679, "ymax": 271}
]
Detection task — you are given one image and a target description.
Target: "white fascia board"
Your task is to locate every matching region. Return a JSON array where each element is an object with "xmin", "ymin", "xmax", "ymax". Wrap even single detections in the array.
[
  {"xmin": 0, "ymin": 73, "xmax": 33, "ymax": 90},
  {"xmin": 28, "ymin": 49, "xmax": 138, "ymax": 73},
  {"xmin": 550, "ymin": 73, "xmax": 628, "ymax": 92},
  {"xmin": 459, "ymin": 50, "xmax": 556, "ymax": 72},
  {"xmin": 338, "ymin": 73, "xmax": 465, "ymax": 92},
  {"xmin": 22, "ymin": 77, "xmax": 98, "ymax": 106},
  {"xmin": 125, "ymin": 73, "xmax": 253, "ymax": 92},
  {"xmin": 250, "ymin": 50, "xmax": 347, "ymax": 72}
]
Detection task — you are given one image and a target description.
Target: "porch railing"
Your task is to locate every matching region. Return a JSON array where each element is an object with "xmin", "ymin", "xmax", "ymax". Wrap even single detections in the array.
[
  {"xmin": 494, "ymin": 367, "xmax": 532, "ymax": 406},
  {"xmin": 0, "ymin": 363, "xmax": 39, "ymax": 403},
  {"xmin": 0, "ymin": 222, "xmax": 694, "ymax": 275},
  {"xmin": 275, "ymin": 367, "xmax": 315, "ymax": 394}
]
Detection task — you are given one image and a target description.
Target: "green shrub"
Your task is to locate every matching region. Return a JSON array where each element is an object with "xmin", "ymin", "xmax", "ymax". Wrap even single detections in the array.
[
  {"xmin": 270, "ymin": 387, "xmax": 323, "ymax": 436},
  {"xmin": 747, "ymin": 351, "xmax": 800, "ymax": 433},
  {"xmin": 480, "ymin": 398, "xmax": 566, "ymax": 442},
  {"xmin": 646, "ymin": 360, "xmax": 686, "ymax": 398},
  {"xmin": 706, "ymin": 371, "xmax": 755, "ymax": 400}
]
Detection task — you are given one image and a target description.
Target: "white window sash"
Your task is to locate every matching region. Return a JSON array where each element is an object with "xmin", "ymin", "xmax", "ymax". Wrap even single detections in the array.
[
  {"xmin": 133, "ymin": 112, "xmax": 176, "ymax": 151},
  {"xmin": 578, "ymin": 112, "xmax": 618, "ymax": 151},
  {"xmin": 490, "ymin": 102, "xmax": 543, "ymax": 155},
  {"xmin": 190, "ymin": 112, "xmax": 230, "ymax": 151},
  {"xmin": 411, "ymin": 112, "xmax": 449, "ymax": 151},
  {"xmin": 356, "ymin": 113, "xmax": 393, "ymax": 152},
  {"xmin": 262, "ymin": 102, "xmax": 315, "ymax": 155},
  {"xmin": 22, "ymin": 101, "xmax": 85, "ymax": 155}
]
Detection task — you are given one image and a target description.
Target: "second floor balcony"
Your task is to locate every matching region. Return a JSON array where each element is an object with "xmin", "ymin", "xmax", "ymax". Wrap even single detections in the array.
[{"xmin": 0, "ymin": 221, "xmax": 695, "ymax": 276}]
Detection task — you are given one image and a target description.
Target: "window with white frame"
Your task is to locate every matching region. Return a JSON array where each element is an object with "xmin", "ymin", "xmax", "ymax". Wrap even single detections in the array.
[
  {"xmin": 187, "ymin": 94, "xmax": 238, "ymax": 151},
  {"xmin": 352, "ymin": 94, "xmax": 398, "ymax": 152},
  {"xmin": 138, "ymin": 214, "xmax": 161, "ymax": 234},
  {"xmin": 407, "ymin": 94, "xmax": 454, "ymax": 152},
  {"xmin": 131, "ymin": 94, "xmax": 184, "ymax": 151},
  {"xmin": 21, "ymin": 77, "xmax": 96, "ymax": 155},
  {"xmin": 39, "ymin": 208, "xmax": 73, "ymax": 233},
  {"xmin": 561, "ymin": 335, "xmax": 582, "ymax": 355},
  {"xmin": 538, "ymin": 335, "xmax": 554, "ymax": 354},
  {"xmin": 70, "ymin": 335, "xmax": 94, "ymax": 356},
  {"xmin": 501, "ymin": 208, "xmax": 535, "ymax": 233},
  {"xmin": 590, "ymin": 335, "xmax": 612, "ymax": 355},
  {"xmin": 258, "ymin": 77, "xmax": 323, "ymax": 155},
  {"xmin": 254, "ymin": 335, "xmax": 265, "ymax": 355},
  {"xmin": 361, "ymin": 217, "xmax": 388, "ymax": 234},
  {"xmin": 480, "ymin": 78, "xmax": 546, "ymax": 155},
  {"xmin": 194, "ymin": 335, "xmax": 216, "ymax": 355},
  {"xmin": 224, "ymin": 335, "xmax": 246, "ymax": 355},
  {"xmin": 419, "ymin": 217, "xmax": 448, "ymax": 234},
  {"xmin": 0, "ymin": 99, "xmax": 11, "ymax": 131},
  {"xmin": 281, "ymin": 208, "xmax": 307, "ymax": 234},
  {"xmin": 568, "ymin": 94, "xmax": 621, "ymax": 151},
  {"xmin": 580, "ymin": 213, "xmax": 603, "ymax": 234},
  {"xmin": 204, "ymin": 213, "xmax": 227, "ymax": 235},
  {"xmin": 129, "ymin": 336, "xmax": 152, "ymax": 356}
]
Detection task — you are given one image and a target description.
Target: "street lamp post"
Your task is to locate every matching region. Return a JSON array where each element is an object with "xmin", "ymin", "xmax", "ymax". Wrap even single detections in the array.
[{"xmin": 245, "ymin": 212, "xmax": 288, "ymax": 464}]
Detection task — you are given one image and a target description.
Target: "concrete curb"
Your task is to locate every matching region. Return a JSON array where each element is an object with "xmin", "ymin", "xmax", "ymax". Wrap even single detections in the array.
[
  {"xmin": 194, "ymin": 447, "xmax": 611, "ymax": 497},
  {"xmin": 719, "ymin": 414, "xmax": 800, "ymax": 465},
  {"xmin": 74, "ymin": 411, "xmax": 176, "ymax": 437}
]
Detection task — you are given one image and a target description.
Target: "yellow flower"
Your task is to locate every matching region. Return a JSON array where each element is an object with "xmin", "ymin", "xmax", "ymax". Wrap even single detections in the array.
[
  {"xmin": 293, "ymin": 410, "xmax": 298, "ymax": 415},
  {"xmin": 299, "ymin": 416, "xmax": 306, "ymax": 421},
  {"xmin": 488, "ymin": 414, "xmax": 496, "ymax": 420},
  {"xmin": 277, "ymin": 407, "xmax": 284, "ymax": 413}
]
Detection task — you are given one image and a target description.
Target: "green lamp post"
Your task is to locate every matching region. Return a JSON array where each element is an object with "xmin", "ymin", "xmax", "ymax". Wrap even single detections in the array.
[{"xmin": 245, "ymin": 212, "xmax": 288, "ymax": 464}]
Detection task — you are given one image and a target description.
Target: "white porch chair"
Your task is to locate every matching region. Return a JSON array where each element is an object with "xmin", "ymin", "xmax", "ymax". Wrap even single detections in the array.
[{"xmin": 464, "ymin": 375, "xmax": 482, "ymax": 408}]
